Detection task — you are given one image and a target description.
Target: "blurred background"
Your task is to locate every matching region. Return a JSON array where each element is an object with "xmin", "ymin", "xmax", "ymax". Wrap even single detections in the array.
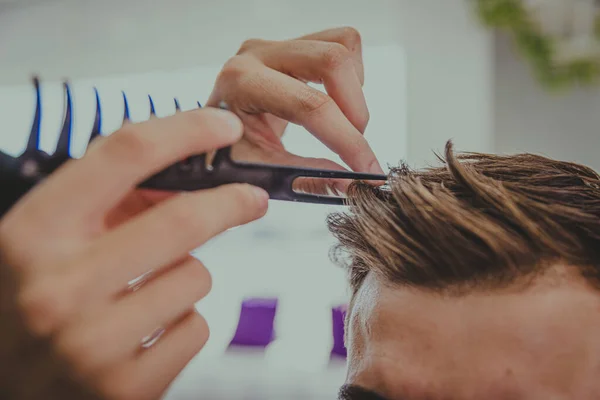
[{"xmin": 0, "ymin": 0, "xmax": 599, "ymax": 399}]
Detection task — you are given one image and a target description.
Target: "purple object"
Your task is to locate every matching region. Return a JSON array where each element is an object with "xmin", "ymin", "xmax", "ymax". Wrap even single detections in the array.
[
  {"xmin": 229, "ymin": 297, "xmax": 278, "ymax": 347},
  {"xmin": 331, "ymin": 304, "xmax": 348, "ymax": 357}
]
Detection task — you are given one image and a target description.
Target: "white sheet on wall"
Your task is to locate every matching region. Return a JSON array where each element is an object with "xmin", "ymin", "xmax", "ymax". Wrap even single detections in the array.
[{"xmin": 0, "ymin": 44, "xmax": 406, "ymax": 397}]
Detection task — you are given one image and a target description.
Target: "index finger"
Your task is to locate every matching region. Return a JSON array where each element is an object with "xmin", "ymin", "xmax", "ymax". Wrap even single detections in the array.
[
  {"xmin": 222, "ymin": 65, "xmax": 382, "ymax": 174},
  {"xmin": 12, "ymin": 108, "xmax": 242, "ymax": 225}
]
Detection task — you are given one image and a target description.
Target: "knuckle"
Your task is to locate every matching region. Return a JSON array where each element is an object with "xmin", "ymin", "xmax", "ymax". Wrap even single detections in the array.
[
  {"xmin": 357, "ymin": 108, "xmax": 371, "ymax": 132},
  {"xmin": 17, "ymin": 279, "xmax": 66, "ymax": 336},
  {"xmin": 235, "ymin": 68, "xmax": 266, "ymax": 97},
  {"xmin": 188, "ymin": 260, "xmax": 212, "ymax": 298},
  {"xmin": 194, "ymin": 313, "xmax": 210, "ymax": 347},
  {"xmin": 218, "ymin": 55, "xmax": 250, "ymax": 85},
  {"xmin": 102, "ymin": 127, "xmax": 157, "ymax": 166},
  {"xmin": 321, "ymin": 43, "xmax": 351, "ymax": 70},
  {"xmin": 237, "ymin": 38, "xmax": 265, "ymax": 54},
  {"xmin": 339, "ymin": 26, "xmax": 362, "ymax": 49},
  {"xmin": 297, "ymin": 88, "xmax": 332, "ymax": 116},
  {"xmin": 217, "ymin": 58, "xmax": 266, "ymax": 107}
]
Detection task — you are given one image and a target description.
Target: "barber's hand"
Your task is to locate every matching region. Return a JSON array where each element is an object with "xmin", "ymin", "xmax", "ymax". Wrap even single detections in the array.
[
  {"xmin": 208, "ymin": 27, "xmax": 384, "ymax": 194},
  {"xmin": 0, "ymin": 109, "xmax": 268, "ymax": 400}
]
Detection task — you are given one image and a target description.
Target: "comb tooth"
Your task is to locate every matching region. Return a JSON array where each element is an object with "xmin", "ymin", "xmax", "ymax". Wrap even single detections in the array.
[
  {"xmin": 89, "ymin": 87, "xmax": 102, "ymax": 144},
  {"xmin": 55, "ymin": 81, "xmax": 73, "ymax": 158},
  {"xmin": 26, "ymin": 76, "xmax": 42, "ymax": 152},
  {"xmin": 122, "ymin": 91, "xmax": 130, "ymax": 123},
  {"xmin": 211, "ymin": 146, "xmax": 231, "ymax": 167},
  {"xmin": 196, "ymin": 153, "xmax": 207, "ymax": 172},
  {"xmin": 195, "ymin": 102, "xmax": 206, "ymax": 168},
  {"xmin": 174, "ymin": 98, "xmax": 181, "ymax": 112},
  {"xmin": 148, "ymin": 95, "xmax": 156, "ymax": 116}
]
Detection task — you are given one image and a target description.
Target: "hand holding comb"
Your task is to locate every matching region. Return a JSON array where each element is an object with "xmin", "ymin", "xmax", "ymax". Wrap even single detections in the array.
[{"xmin": 0, "ymin": 78, "xmax": 387, "ymax": 215}]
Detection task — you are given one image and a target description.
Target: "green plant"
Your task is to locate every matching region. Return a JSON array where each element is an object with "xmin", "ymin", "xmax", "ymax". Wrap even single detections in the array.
[{"xmin": 474, "ymin": 0, "xmax": 600, "ymax": 90}]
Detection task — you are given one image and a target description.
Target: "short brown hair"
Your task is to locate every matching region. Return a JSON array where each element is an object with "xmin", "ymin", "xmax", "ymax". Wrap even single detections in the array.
[{"xmin": 328, "ymin": 141, "xmax": 600, "ymax": 295}]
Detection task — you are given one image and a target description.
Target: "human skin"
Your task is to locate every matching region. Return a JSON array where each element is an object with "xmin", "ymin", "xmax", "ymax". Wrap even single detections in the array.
[{"xmin": 345, "ymin": 268, "xmax": 600, "ymax": 399}]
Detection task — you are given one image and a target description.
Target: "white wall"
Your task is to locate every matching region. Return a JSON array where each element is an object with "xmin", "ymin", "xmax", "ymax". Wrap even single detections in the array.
[{"xmin": 494, "ymin": 32, "xmax": 600, "ymax": 171}]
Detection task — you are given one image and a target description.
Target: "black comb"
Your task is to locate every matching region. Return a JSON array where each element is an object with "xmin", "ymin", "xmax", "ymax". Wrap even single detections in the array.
[{"xmin": 0, "ymin": 77, "xmax": 387, "ymax": 215}]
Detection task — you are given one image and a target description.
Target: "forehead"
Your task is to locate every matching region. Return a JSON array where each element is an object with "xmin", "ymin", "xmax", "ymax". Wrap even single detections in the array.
[{"xmin": 345, "ymin": 271, "xmax": 600, "ymax": 399}]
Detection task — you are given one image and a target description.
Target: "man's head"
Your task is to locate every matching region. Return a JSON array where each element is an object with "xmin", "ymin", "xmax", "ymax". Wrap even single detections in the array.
[{"xmin": 328, "ymin": 142, "xmax": 600, "ymax": 399}]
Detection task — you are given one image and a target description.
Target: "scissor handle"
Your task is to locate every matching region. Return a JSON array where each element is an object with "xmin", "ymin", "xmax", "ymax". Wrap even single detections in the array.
[{"xmin": 139, "ymin": 146, "xmax": 387, "ymax": 204}]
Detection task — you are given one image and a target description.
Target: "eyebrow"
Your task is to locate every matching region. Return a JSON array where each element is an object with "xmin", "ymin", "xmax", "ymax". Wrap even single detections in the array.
[
  {"xmin": 339, "ymin": 384, "xmax": 527, "ymax": 400},
  {"xmin": 338, "ymin": 384, "xmax": 391, "ymax": 400}
]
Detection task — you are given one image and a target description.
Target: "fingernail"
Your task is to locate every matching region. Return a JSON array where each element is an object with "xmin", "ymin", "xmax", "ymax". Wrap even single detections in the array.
[
  {"xmin": 368, "ymin": 159, "xmax": 385, "ymax": 174},
  {"xmin": 213, "ymin": 108, "xmax": 243, "ymax": 137}
]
